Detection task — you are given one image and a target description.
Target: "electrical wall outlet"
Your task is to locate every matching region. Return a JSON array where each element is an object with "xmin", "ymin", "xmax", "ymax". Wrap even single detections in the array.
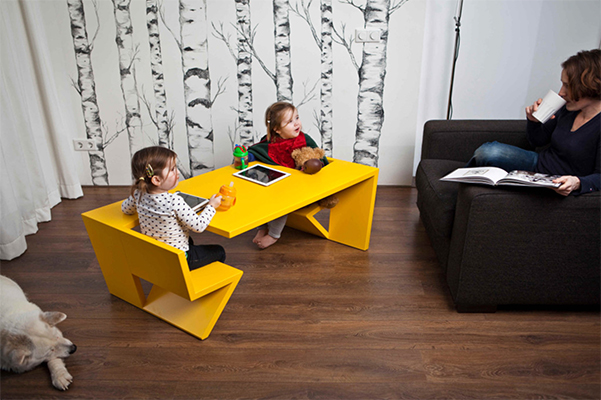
[
  {"xmin": 73, "ymin": 139, "xmax": 96, "ymax": 151},
  {"xmin": 355, "ymin": 29, "xmax": 380, "ymax": 43}
]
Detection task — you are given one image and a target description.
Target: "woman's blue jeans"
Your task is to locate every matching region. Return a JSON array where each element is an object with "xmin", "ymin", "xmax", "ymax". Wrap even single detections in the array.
[{"xmin": 466, "ymin": 141, "xmax": 538, "ymax": 172}]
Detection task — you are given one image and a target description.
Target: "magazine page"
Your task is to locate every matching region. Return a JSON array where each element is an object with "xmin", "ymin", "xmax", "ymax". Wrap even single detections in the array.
[
  {"xmin": 498, "ymin": 170, "xmax": 561, "ymax": 188},
  {"xmin": 440, "ymin": 167, "xmax": 508, "ymax": 185}
]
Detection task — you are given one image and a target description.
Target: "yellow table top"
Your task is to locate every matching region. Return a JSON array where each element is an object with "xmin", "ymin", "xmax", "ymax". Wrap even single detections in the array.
[{"xmin": 174, "ymin": 159, "xmax": 378, "ymax": 238}]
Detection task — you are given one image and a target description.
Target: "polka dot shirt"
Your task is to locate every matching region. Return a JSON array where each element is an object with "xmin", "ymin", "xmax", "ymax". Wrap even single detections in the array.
[{"xmin": 122, "ymin": 190, "xmax": 216, "ymax": 252}]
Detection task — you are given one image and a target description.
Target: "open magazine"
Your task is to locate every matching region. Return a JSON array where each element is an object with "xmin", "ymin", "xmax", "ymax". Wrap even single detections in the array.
[{"xmin": 440, "ymin": 167, "xmax": 561, "ymax": 188}]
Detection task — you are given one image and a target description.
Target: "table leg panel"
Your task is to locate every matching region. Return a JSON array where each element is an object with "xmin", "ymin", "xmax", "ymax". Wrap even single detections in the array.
[{"xmin": 328, "ymin": 175, "xmax": 378, "ymax": 251}]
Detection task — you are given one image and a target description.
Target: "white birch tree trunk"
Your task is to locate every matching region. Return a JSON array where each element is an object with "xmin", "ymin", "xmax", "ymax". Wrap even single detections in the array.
[
  {"xmin": 180, "ymin": 0, "xmax": 215, "ymax": 175},
  {"xmin": 66, "ymin": 0, "xmax": 109, "ymax": 185},
  {"xmin": 320, "ymin": 0, "xmax": 333, "ymax": 156},
  {"xmin": 112, "ymin": 0, "xmax": 144, "ymax": 156},
  {"xmin": 353, "ymin": 0, "xmax": 389, "ymax": 167},
  {"xmin": 146, "ymin": 0, "xmax": 170, "ymax": 147},
  {"xmin": 273, "ymin": 0, "xmax": 293, "ymax": 102},
  {"xmin": 236, "ymin": 0, "xmax": 254, "ymax": 147}
]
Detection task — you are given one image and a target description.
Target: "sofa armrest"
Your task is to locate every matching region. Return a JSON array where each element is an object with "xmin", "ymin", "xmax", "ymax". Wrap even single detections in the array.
[
  {"xmin": 446, "ymin": 185, "xmax": 600, "ymax": 308},
  {"xmin": 422, "ymin": 119, "xmax": 532, "ymax": 162}
]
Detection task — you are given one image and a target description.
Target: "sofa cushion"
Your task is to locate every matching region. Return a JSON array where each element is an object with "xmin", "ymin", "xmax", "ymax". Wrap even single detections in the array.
[
  {"xmin": 415, "ymin": 159, "xmax": 465, "ymax": 270},
  {"xmin": 422, "ymin": 120, "xmax": 531, "ymax": 161}
]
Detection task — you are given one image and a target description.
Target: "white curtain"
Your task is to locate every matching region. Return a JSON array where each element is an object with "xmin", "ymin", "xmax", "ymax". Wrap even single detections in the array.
[{"xmin": 0, "ymin": 0, "xmax": 83, "ymax": 260}]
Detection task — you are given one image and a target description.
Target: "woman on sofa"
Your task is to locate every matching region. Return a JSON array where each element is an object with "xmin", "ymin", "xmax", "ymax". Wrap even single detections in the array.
[{"xmin": 467, "ymin": 49, "xmax": 600, "ymax": 196}]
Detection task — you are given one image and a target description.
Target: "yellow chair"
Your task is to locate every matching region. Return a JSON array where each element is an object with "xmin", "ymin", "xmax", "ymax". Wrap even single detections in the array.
[{"xmin": 82, "ymin": 202, "xmax": 243, "ymax": 340}]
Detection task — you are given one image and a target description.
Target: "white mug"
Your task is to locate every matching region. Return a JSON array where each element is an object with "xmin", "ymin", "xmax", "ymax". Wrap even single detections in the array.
[{"xmin": 532, "ymin": 90, "xmax": 566, "ymax": 123}]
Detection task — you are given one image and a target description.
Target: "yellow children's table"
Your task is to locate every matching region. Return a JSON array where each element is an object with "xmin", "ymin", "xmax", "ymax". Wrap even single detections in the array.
[
  {"xmin": 82, "ymin": 159, "xmax": 377, "ymax": 339},
  {"xmin": 177, "ymin": 158, "xmax": 379, "ymax": 251}
]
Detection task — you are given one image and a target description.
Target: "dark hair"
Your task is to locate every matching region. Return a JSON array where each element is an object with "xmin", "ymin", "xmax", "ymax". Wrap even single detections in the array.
[
  {"xmin": 129, "ymin": 146, "xmax": 177, "ymax": 196},
  {"xmin": 561, "ymin": 49, "xmax": 601, "ymax": 101},
  {"xmin": 264, "ymin": 101, "xmax": 297, "ymax": 142}
]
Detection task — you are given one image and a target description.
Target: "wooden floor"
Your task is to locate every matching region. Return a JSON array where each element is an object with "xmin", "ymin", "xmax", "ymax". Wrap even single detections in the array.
[{"xmin": 1, "ymin": 186, "xmax": 599, "ymax": 399}]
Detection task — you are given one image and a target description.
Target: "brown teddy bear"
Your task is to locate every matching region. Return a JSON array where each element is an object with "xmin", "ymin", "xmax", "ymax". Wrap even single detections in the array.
[
  {"xmin": 290, "ymin": 147, "xmax": 339, "ymax": 209},
  {"xmin": 291, "ymin": 147, "xmax": 325, "ymax": 174}
]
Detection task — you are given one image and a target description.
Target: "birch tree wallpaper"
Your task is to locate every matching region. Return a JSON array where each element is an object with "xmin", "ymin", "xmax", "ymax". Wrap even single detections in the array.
[{"xmin": 62, "ymin": 0, "xmax": 425, "ymax": 185}]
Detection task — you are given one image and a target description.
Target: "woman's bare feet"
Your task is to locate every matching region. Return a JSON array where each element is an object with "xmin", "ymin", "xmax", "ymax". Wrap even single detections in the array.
[
  {"xmin": 253, "ymin": 229, "xmax": 268, "ymax": 244},
  {"xmin": 256, "ymin": 234, "xmax": 278, "ymax": 249}
]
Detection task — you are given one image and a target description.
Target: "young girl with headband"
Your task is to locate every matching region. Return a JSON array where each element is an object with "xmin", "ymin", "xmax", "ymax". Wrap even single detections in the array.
[
  {"xmin": 122, "ymin": 146, "xmax": 225, "ymax": 270},
  {"xmin": 247, "ymin": 101, "xmax": 328, "ymax": 249}
]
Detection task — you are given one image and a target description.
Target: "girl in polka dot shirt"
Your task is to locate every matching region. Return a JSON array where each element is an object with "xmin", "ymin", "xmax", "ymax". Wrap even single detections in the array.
[{"xmin": 122, "ymin": 146, "xmax": 225, "ymax": 270}]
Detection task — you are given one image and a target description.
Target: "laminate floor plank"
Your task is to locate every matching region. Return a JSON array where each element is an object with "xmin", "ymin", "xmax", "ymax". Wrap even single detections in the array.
[{"xmin": 421, "ymin": 349, "xmax": 600, "ymax": 384}]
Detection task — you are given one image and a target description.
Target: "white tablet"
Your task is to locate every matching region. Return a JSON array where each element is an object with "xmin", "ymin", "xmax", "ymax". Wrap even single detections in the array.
[
  {"xmin": 175, "ymin": 192, "xmax": 209, "ymax": 212},
  {"xmin": 233, "ymin": 164, "xmax": 291, "ymax": 186}
]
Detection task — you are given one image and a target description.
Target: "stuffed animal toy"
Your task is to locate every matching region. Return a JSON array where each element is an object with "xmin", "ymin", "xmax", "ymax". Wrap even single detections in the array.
[
  {"xmin": 290, "ymin": 147, "xmax": 339, "ymax": 209},
  {"xmin": 317, "ymin": 193, "xmax": 339, "ymax": 209},
  {"xmin": 291, "ymin": 147, "xmax": 325, "ymax": 174}
]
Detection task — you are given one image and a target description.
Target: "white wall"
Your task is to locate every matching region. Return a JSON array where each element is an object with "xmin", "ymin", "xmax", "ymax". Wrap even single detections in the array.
[{"xmin": 413, "ymin": 0, "xmax": 601, "ymax": 174}]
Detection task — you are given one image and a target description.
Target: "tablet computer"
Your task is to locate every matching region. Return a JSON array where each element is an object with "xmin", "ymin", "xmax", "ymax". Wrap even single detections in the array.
[
  {"xmin": 233, "ymin": 164, "xmax": 291, "ymax": 186},
  {"xmin": 175, "ymin": 192, "xmax": 209, "ymax": 212}
]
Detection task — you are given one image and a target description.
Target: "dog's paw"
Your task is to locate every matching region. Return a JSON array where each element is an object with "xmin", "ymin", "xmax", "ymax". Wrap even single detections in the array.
[
  {"xmin": 52, "ymin": 370, "xmax": 73, "ymax": 390},
  {"xmin": 48, "ymin": 359, "xmax": 73, "ymax": 390}
]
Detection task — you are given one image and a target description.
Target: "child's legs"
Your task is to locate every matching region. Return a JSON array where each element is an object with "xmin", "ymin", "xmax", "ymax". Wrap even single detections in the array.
[
  {"xmin": 256, "ymin": 224, "xmax": 268, "ymax": 232},
  {"xmin": 466, "ymin": 141, "xmax": 538, "ymax": 172},
  {"xmin": 266, "ymin": 215, "xmax": 288, "ymax": 239},
  {"xmin": 186, "ymin": 237, "xmax": 226, "ymax": 271}
]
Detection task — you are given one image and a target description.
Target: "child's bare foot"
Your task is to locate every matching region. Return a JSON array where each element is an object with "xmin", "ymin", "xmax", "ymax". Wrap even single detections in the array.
[
  {"xmin": 253, "ymin": 229, "xmax": 268, "ymax": 244},
  {"xmin": 256, "ymin": 234, "xmax": 278, "ymax": 249}
]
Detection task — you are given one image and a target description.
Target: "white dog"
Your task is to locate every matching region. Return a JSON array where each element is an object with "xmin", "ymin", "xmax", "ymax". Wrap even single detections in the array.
[{"xmin": 0, "ymin": 275, "xmax": 76, "ymax": 390}]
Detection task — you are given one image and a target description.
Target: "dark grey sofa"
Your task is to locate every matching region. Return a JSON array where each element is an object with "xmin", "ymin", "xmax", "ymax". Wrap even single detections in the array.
[{"xmin": 416, "ymin": 119, "xmax": 600, "ymax": 312}]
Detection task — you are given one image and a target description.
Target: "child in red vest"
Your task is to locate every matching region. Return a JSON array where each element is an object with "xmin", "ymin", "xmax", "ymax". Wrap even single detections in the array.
[{"xmin": 247, "ymin": 101, "xmax": 328, "ymax": 249}]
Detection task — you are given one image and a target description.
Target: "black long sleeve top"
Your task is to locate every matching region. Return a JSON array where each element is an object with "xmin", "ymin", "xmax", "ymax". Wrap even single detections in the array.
[{"xmin": 528, "ymin": 106, "xmax": 600, "ymax": 194}]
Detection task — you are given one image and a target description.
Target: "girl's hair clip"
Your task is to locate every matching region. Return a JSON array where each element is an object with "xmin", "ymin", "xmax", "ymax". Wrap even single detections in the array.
[{"xmin": 145, "ymin": 163, "xmax": 154, "ymax": 178}]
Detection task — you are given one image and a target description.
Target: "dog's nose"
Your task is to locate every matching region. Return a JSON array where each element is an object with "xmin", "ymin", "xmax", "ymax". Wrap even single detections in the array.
[{"xmin": 69, "ymin": 344, "xmax": 77, "ymax": 354}]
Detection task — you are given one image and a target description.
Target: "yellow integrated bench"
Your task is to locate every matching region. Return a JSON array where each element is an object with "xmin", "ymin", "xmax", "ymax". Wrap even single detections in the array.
[{"xmin": 82, "ymin": 202, "xmax": 243, "ymax": 340}]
